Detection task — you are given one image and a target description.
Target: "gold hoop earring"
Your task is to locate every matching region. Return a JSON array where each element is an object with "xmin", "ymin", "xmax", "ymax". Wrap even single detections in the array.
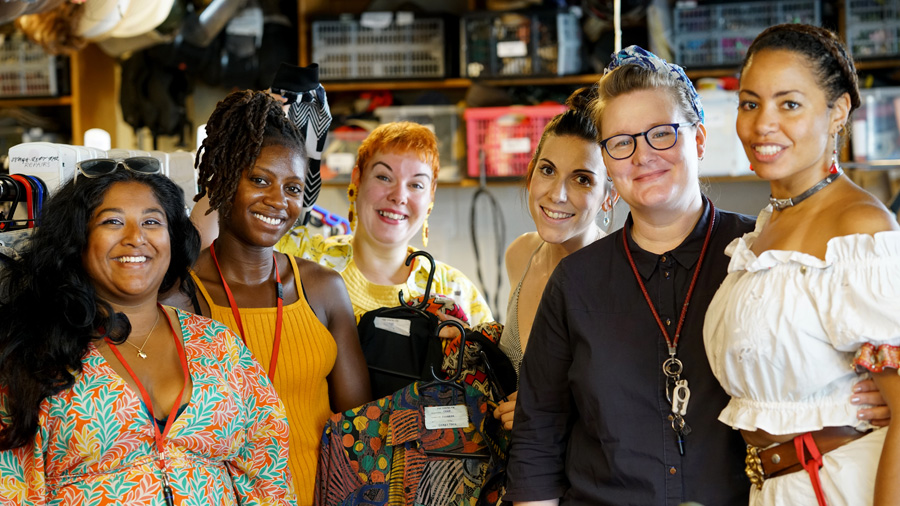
[
  {"xmin": 422, "ymin": 202, "xmax": 434, "ymax": 247},
  {"xmin": 347, "ymin": 182, "xmax": 358, "ymax": 232}
]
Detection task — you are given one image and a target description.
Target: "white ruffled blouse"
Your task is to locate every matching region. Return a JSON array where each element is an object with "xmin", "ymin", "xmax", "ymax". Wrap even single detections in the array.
[{"xmin": 704, "ymin": 205, "xmax": 900, "ymax": 435}]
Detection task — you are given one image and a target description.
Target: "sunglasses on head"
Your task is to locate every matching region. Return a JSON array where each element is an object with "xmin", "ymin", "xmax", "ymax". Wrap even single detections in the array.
[{"xmin": 75, "ymin": 157, "xmax": 162, "ymax": 179}]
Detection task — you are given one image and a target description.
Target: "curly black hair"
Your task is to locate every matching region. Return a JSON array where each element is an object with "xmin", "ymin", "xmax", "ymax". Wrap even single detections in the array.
[
  {"xmin": 0, "ymin": 170, "xmax": 200, "ymax": 450},
  {"xmin": 194, "ymin": 90, "xmax": 306, "ymax": 220}
]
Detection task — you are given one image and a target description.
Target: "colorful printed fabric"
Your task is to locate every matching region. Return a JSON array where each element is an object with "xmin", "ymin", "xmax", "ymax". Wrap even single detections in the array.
[
  {"xmin": 607, "ymin": 45, "xmax": 704, "ymax": 124},
  {"xmin": 410, "ymin": 294, "xmax": 470, "ymax": 324},
  {"xmin": 275, "ymin": 232, "xmax": 493, "ymax": 326},
  {"xmin": 0, "ymin": 308, "xmax": 296, "ymax": 505},
  {"xmin": 315, "ymin": 382, "xmax": 509, "ymax": 506}
]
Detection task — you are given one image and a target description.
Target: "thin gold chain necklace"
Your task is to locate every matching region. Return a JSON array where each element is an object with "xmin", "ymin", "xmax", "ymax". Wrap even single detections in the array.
[{"xmin": 121, "ymin": 308, "xmax": 161, "ymax": 359}]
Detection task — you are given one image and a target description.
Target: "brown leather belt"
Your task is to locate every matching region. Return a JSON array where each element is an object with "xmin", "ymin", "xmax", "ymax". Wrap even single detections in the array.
[{"xmin": 744, "ymin": 426, "xmax": 868, "ymax": 489}]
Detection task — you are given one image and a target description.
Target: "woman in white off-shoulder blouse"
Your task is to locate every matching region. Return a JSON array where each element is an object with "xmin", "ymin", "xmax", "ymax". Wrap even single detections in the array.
[{"xmin": 704, "ymin": 24, "xmax": 900, "ymax": 506}]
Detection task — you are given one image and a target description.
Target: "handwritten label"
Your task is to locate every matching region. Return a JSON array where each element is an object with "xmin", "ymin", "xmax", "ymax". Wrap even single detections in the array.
[
  {"xmin": 424, "ymin": 405, "xmax": 469, "ymax": 430},
  {"xmin": 373, "ymin": 317, "xmax": 411, "ymax": 336},
  {"xmin": 497, "ymin": 40, "xmax": 528, "ymax": 58}
]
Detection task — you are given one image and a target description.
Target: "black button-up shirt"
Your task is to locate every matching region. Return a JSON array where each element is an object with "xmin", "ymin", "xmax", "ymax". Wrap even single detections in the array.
[{"xmin": 505, "ymin": 200, "xmax": 756, "ymax": 506}]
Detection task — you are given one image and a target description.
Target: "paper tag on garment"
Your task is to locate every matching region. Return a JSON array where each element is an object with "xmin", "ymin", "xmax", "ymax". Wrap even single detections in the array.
[
  {"xmin": 373, "ymin": 317, "xmax": 411, "ymax": 336},
  {"xmin": 424, "ymin": 405, "xmax": 470, "ymax": 430}
]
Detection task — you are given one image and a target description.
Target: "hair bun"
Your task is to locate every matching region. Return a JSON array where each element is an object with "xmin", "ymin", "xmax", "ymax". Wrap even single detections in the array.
[{"xmin": 566, "ymin": 85, "xmax": 599, "ymax": 112}]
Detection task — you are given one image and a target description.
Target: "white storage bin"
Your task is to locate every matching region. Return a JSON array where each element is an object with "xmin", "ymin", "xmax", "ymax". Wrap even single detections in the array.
[
  {"xmin": 852, "ymin": 87, "xmax": 900, "ymax": 162},
  {"xmin": 697, "ymin": 90, "xmax": 751, "ymax": 177}
]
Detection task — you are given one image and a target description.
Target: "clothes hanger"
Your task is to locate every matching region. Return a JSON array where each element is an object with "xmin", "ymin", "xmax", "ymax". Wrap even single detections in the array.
[
  {"xmin": 419, "ymin": 319, "xmax": 493, "ymax": 460},
  {"xmin": 398, "ymin": 250, "xmax": 436, "ymax": 310},
  {"xmin": 0, "ymin": 175, "xmax": 29, "ymax": 231}
]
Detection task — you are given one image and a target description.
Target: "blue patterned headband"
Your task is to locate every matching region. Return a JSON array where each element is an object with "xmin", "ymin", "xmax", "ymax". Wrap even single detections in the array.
[{"xmin": 606, "ymin": 45, "xmax": 704, "ymax": 125}]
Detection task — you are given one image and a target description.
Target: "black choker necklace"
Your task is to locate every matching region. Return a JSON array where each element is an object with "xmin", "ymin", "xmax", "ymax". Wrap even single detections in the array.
[{"xmin": 769, "ymin": 169, "xmax": 843, "ymax": 211}]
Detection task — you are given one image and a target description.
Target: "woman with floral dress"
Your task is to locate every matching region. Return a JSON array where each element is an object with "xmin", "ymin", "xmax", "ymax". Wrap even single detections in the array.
[{"xmin": 0, "ymin": 164, "xmax": 295, "ymax": 504}]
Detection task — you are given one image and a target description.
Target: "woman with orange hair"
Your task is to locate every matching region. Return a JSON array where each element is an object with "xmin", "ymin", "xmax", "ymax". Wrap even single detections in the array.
[{"xmin": 277, "ymin": 121, "xmax": 493, "ymax": 325}]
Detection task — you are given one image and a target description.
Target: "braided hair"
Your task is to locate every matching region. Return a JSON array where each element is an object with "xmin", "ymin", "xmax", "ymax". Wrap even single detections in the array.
[
  {"xmin": 195, "ymin": 90, "xmax": 306, "ymax": 220},
  {"xmin": 741, "ymin": 24, "xmax": 860, "ymax": 119}
]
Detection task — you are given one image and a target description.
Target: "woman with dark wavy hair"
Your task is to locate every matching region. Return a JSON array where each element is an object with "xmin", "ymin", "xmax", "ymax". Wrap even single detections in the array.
[{"xmin": 0, "ymin": 166, "xmax": 295, "ymax": 504}]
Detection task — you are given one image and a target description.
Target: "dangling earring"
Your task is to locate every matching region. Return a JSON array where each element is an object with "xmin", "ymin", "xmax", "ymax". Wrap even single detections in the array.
[
  {"xmin": 422, "ymin": 202, "xmax": 433, "ymax": 247},
  {"xmin": 829, "ymin": 133, "xmax": 840, "ymax": 174},
  {"xmin": 346, "ymin": 182, "xmax": 358, "ymax": 232},
  {"xmin": 602, "ymin": 210, "xmax": 611, "ymax": 228},
  {"xmin": 749, "ymin": 164, "xmax": 754, "ymax": 172}
]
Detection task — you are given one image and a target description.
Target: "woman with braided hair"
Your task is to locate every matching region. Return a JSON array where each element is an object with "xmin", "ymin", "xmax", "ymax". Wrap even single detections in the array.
[
  {"xmin": 704, "ymin": 24, "xmax": 900, "ymax": 505},
  {"xmin": 166, "ymin": 89, "xmax": 370, "ymax": 504}
]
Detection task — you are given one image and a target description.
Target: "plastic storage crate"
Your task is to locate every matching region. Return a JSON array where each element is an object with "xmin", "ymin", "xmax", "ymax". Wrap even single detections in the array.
[
  {"xmin": 464, "ymin": 104, "xmax": 567, "ymax": 178},
  {"xmin": 851, "ymin": 87, "xmax": 900, "ymax": 161},
  {"xmin": 321, "ymin": 129, "xmax": 369, "ymax": 181},
  {"xmin": 845, "ymin": 0, "xmax": 900, "ymax": 59},
  {"xmin": 311, "ymin": 13, "xmax": 450, "ymax": 80},
  {"xmin": 374, "ymin": 105, "xmax": 463, "ymax": 181},
  {"xmin": 461, "ymin": 9, "xmax": 582, "ymax": 78},
  {"xmin": 673, "ymin": 1, "xmax": 820, "ymax": 67},
  {"xmin": 0, "ymin": 33, "xmax": 59, "ymax": 97}
]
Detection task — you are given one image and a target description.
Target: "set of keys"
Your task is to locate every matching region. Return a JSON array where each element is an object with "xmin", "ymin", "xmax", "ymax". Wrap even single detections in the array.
[{"xmin": 664, "ymin": 356, "xmax": 692, "ymax": 456}]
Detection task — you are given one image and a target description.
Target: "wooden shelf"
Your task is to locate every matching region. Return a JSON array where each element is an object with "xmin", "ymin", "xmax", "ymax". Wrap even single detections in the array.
[
  {"xmin": 322, "ymin": 78, "xmax": 471, "ymax": 92},
  {"xmin": 0, "ymin": 96, "xmax": 73, "ymax": 107},
  {"xmin": 321, "ymin": 74, "xmax": 605, "ymax": 92},
  {"xmin": 855, "ymin": 59, "xmax": 900, "ymax": 71}
]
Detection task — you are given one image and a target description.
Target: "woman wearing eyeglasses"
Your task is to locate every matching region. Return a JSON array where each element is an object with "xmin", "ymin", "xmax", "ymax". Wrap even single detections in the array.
[
  {"xmin": 504, "ymin": 46, "xmax": 889, "ymax": 506},
  {"xmin": 165, "ymin": 89, "xmax": 370, "ymax": 505},
  {"xmin": 0, "ymin": 164, "xmax": 295, "ymax": 503}
]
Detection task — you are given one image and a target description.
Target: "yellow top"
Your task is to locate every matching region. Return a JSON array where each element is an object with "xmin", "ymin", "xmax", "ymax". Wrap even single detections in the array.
[{"xmin": 190, "ymin": 255, "xmax": 336, "ymax": 505}]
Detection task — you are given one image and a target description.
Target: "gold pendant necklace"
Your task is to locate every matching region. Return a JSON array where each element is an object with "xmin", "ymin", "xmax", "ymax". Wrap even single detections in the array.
[{"xmin": 122, "ymin": 308, "xmax": 161, "ymax": 359}]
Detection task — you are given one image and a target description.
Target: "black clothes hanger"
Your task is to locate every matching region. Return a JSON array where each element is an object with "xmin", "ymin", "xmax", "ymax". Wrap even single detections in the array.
[
  {"xmin": 419, "ymin": 320, "xmax": 469, "ymax": 394},
  {"xmin": 398, "ymin": 250, "xmax": 435, "ymax": 309},
  {"xmin": 358, "ymin": 251, "xmax": 444, "ymax": 398},
  {"xmin": 419, "ymin": 320, "xmax": 492, "ymax": 460}
]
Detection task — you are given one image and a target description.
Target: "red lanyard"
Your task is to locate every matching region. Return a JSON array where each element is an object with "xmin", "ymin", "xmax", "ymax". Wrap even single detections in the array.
[
  {"xmin": 106, "ymin": 304, "xmax": 187, "ymax": 505},
  {"xmin": 209, "ymin": 240, "xmax": 283, "ymax": 383},
  {"xmin": 622, "ymin": 199, "xmax": 715, "ymax": 361}
]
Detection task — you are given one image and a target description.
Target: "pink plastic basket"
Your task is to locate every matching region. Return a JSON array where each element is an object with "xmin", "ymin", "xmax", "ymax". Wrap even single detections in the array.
[{"xmin": 464, "ymin": 104, "xmax": 568, "ymax": 178}]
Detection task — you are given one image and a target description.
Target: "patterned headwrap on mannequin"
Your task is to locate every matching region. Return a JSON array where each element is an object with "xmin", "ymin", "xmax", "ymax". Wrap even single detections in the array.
[{"xmin": 606, "ymin": 45, "xmax": 704, "ymax": 125}]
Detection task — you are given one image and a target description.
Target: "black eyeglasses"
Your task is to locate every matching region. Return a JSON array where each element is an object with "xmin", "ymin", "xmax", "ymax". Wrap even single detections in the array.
[
  {"xmin": 76, "ymin": 157, "xmax": 162, "ymax": 179},
  {"xmin": 599, "ymin": 122, "xmax": 696, "ymax": 160}
]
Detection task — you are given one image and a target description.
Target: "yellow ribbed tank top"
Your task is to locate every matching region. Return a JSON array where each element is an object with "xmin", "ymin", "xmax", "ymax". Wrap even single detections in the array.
[{"xmin": 190, "ymin": 255, "xmax": 336, "ymax": 505}]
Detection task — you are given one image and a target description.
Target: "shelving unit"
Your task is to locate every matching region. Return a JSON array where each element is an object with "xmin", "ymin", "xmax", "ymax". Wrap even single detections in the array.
[
  {"xmin": 0, "ymin": 43, "xmax": 117, "ymax": 147},
  {"xmin": 295, "ymin": 0, "xmax": 900, "ymax": 189}
]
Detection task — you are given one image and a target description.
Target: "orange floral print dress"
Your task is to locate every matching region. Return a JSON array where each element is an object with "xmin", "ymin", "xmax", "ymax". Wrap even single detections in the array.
[{"xmin": 0, "ymin": 308, "xmax": 296, "ymax": 505}]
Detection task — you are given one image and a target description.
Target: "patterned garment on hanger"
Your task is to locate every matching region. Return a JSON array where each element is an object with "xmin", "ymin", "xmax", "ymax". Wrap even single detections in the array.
[{"xmin": 314, "ymin": 382, "xmax": 510, "ymax": 506}]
